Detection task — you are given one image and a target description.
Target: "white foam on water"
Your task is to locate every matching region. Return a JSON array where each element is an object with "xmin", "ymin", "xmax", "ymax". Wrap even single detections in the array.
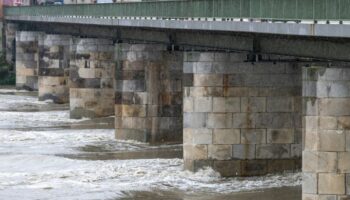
[
  {"xmin": 0, "ymin": 128, "xmax": 302, "ymax": 200},
  {"xmin": 0, "ymin": 129, "xmax": 143, "ymax": 155},
  {"xmin": 0, "ymin": 154, "xmax": 302, "ymax": 200},
  {"xmin": 0, "ymin": 90, "xmax": 302, "ymax": 200},
  {"xmin": 0, "ymin": 89, "xmax": 28, "ymax": 94},
  {"xmin": 0, "ymin": 93, "xmax": 48, "ymax": 109},
  {"xmin": 0, "ymin": 110, "xmax": 87, "ymax": 129}
]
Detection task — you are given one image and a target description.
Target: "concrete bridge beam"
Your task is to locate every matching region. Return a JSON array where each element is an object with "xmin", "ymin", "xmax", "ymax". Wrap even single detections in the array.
[
  {"xmin": 38, "ymin": 34, "xmax": 71, "ymax": 104},
  {"xmin": 115, "ymin": 44, "xmax": 183, "ymax": 143},
  {"xmin": 15, "ymin": 31, "xmax": 43, "ymax": 91},
  {"xmin": 302, "ymin": 67, "xmax": 350, "ymax": 200},
  {"xmin": 183, "ymin": 51, "xmax": 302, "ymax": 176},
  {"xmin": 69, "ymin": 38, "xmax": 115, "ymax": 119}
]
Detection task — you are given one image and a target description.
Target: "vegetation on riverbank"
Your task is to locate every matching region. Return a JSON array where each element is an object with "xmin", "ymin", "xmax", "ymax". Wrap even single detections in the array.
[{"xmin": 0, "ymin": 54, "xmax": 15, "ymax": 85}]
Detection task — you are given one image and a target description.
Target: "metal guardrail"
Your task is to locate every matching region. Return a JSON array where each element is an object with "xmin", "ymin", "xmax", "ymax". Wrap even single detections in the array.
[{"xmin": 4, "ymin": 0, "xmax": 350, "ymax": 21}]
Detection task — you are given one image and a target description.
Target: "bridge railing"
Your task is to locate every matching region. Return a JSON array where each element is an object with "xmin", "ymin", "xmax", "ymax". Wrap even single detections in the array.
[{"xmin": 4, "ymin": 0, "xmax": 350, "ymax": 21}]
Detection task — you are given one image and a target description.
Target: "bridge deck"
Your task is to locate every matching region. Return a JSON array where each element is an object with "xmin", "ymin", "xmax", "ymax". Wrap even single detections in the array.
[
  {"xmin": 5, "ymin": 15, "xmax": 350, "ymax": 39},
  {"xmin": 5, "ymin": 0, "xmax": 350, "ymax": 61},
  {"xmin": 5, "ymin": 0, "xmax": 350, "ymax": 38}
]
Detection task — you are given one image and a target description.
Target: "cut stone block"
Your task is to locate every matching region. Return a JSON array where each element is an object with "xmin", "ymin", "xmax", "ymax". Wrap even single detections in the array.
[
  {"xmin": 208, "ymin": 145, "xmax": 232, "ymax": 160},
  {"xmin": 318, "ymin": 173, "xmax": 345, "ymax": 195},
  {"xmin": 213, "ymin": 129, "xmax": 240, "ymax": 144}
]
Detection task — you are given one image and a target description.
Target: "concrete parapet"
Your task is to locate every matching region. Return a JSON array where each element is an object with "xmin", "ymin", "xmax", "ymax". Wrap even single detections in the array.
[
  {"xmin": 38, "ymin": 34, "xmax": 71, "ymax": 103},
  {"xmin": 69, "ymin": 38, "xmax": 115, "ymax": 119},
  {"xmin": 15, "ymin": 31, "xmax": 43, "ymax": 91},
  {"xmin": 302, "ymin": 67, "xmax": 350, "ymax": 200},
  {"xmin": 115, "ymin": 44, "xmax": 183, "ymax": 143},
  {"xmin": 183, "ymin": 52, "xmax": 302, "ymax": 176}
]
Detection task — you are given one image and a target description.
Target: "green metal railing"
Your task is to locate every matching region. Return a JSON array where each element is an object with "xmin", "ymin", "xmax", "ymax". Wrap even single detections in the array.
[{"xmin": 4, "ymin": 0, "xmax": 350, "ymax": 21}]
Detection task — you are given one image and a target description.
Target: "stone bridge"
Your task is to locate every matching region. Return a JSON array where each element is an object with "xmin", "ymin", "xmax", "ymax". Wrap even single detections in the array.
[{"xmin": 4, "ymin": 0, "xmax": 350, "ymax": 199}]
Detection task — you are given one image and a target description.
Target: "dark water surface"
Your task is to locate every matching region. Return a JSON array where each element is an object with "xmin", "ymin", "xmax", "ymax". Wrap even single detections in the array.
[{"xmin": 120, "ymin": 187, "xmax": 301, "ymax": 200}]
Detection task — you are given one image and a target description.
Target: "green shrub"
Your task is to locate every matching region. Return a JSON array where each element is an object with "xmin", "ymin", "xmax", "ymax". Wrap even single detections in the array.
[
  {"xmin": 0, "ymin": 53, "xmax": 15, "ymax": 85},
  {"xmin": 0, "ymin": 72, "xmax": 15, "ymax": 85}
]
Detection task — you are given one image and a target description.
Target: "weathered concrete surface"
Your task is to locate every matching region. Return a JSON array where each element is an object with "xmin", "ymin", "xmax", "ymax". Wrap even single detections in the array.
[
  {"xmin": 302, "ymin": 67, "xmax": 350, "ymax": 200},
  {"xmin": 6, "ymin": 16, "xmax": 350, "ymax": 39},
  {"xmin": 15, "ymin": 31, "xmax": 42, "ymax": 91},
  {"xmin": 69, "ymin": 38, "xmax": 115, "ymax": 119},
  {"xmin": 183, "ymin": 52, "xmax": 302, "ymax": 176},
  {"xmin": 38, "ymin": 34, "xmax": 71, "ymax": 104},
  {"xmin": 115, "ymin": 44, "xmax": 183, "ymax": 144}
]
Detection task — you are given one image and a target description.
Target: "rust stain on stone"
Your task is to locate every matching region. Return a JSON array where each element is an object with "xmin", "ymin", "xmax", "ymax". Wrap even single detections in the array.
[
  {"xmin": 271, "ymin": 130, "xmax": 279, "ymax": 141},
  {"xmin": 338, "ymin": 118, "xmax": 350, "ymax": 130},
  {"xmin": 246, "ymin": 108, "xmax": 252, "ymax": 128},
  {"xmin": 85, "ymin": 101, "xmax": 98, "ymax": 108},
  {"xmin": 161, "ymin": 94, "xmax": 172, "ymax": 105},
  {"xmin": 244, "ymin": 97, "xmax": 253, "ymax": 159},
  {"xmin": 123, "ymin": 106, "xmax": 142, "ymax": 117},
  {"xmin": 223, "ymin": 75, "xmax": 229, "ymax": 97}
]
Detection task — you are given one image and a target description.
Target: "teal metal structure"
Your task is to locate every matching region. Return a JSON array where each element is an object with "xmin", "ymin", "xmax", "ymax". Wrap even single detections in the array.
[{"xmin": 4, "ymin": 0, "xmax": 350, "ymax": 21}]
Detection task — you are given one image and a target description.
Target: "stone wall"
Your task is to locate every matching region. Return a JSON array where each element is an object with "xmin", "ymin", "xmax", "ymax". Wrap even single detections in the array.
[
  {"xmin": 5, "ymin": 23, "xmax": 18, "ymax": 66},
  {"xmin": 302, "ymin": 67, "xmax": 350, "ymax": 200},
  {"xmin": 38, "ymin": 34, "xmax": 71, "ymax": 103},
  {"xmin": 69, "ymin": 38, "xmax": 115, "ymax": 119},
  {"xmin": 15, "ymin": 31, "xmax": 42, "ymax": 91},
  {"xmin": 115, "ymin": 44, "xmax": 183, "ymax": 143},
  {"xmin": 183, "ymin": 52, "xmax": 302, "ymax": 176}
]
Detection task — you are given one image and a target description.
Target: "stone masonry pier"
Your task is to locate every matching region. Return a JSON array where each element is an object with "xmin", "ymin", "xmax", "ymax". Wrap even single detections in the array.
[
  {"xmin": 183, "ymin": 52, "xmax": 302, "ymax": 176},
  {"xmin": 302, "ymin": 67, "xmax": 350, "ymax": 200},
  {"xmin": 115, "ymin": 44, "xmax": 183, "ymax": 143},
  {"xmin": 15, "ymin": 31, "xmax": 42, "ymax": 91},
  {"xmin": 38, "ymin": 34, "xmax": 71, "ymax": 104},
  {"xmin": 69, "ymin": 38, "xmax": 115, "ymax": 119},
  {"xmin": 5, "ymin": 23, "xmax": 18, "ymax": 67}
]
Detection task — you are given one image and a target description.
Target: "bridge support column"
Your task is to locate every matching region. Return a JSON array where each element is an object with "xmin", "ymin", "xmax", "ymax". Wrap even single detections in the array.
[
  {"xmin": 5, "ymin": 23, "xmax": 18, "ymax": 66},
  {"xmin": 302, "ymin": 67, "xmax": 350, "ymax": 199},
  {"xmin": 183, "ymin": 52, "xmax": 302, "ymax": 176},
  {"xmin": 38, "ymin": 34, "xmax": 71, "ymax": 103},
  {"xmin": 15, "ymin": 31, "xmax": 42, "ymax": 91},
  {"xmin": 115, "ymin": 44, "xmax": 183, "ymax": 143},
  {"xmin": 69, "ymin": 38, "xmax": 115, "ymax": 119}
]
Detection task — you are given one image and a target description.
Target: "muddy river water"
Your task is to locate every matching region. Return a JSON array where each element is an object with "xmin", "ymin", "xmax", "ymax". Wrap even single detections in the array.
[{"xmin": 0, "ymin": 87, "xmax": 301, "ymax": 200}]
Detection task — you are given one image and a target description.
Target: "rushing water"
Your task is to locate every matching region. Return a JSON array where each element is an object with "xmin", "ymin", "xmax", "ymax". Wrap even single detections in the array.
[{"xmin": 0, "ymin": 88, "xmax": 302, "ymax": 200}]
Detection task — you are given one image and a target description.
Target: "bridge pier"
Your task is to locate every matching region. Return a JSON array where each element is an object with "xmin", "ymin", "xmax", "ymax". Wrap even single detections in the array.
[
  {"xmin": 38, "ymin": 34, "xmax": 71, "ymax": 104},
  {"xmin": 69, "ymin": 38, "xmax": 115, "ymax": 119},
  {"xmin": 15, "ymin": 31, "xmax": 42, "ymax": 91},
  {"xmin": 302, "ymin": 67, "xmax": 350, "ymax": 200},
  {"xmin": 183, "ymin": 52, "xmax": 302, "ymax": 176},
  {"xmin": 115, "ymin": 44, "xmax": 183, "ymax": 143},
  {"xmin": 5, "ymin": 23, "xmax": 18, "ymax": 66}
]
